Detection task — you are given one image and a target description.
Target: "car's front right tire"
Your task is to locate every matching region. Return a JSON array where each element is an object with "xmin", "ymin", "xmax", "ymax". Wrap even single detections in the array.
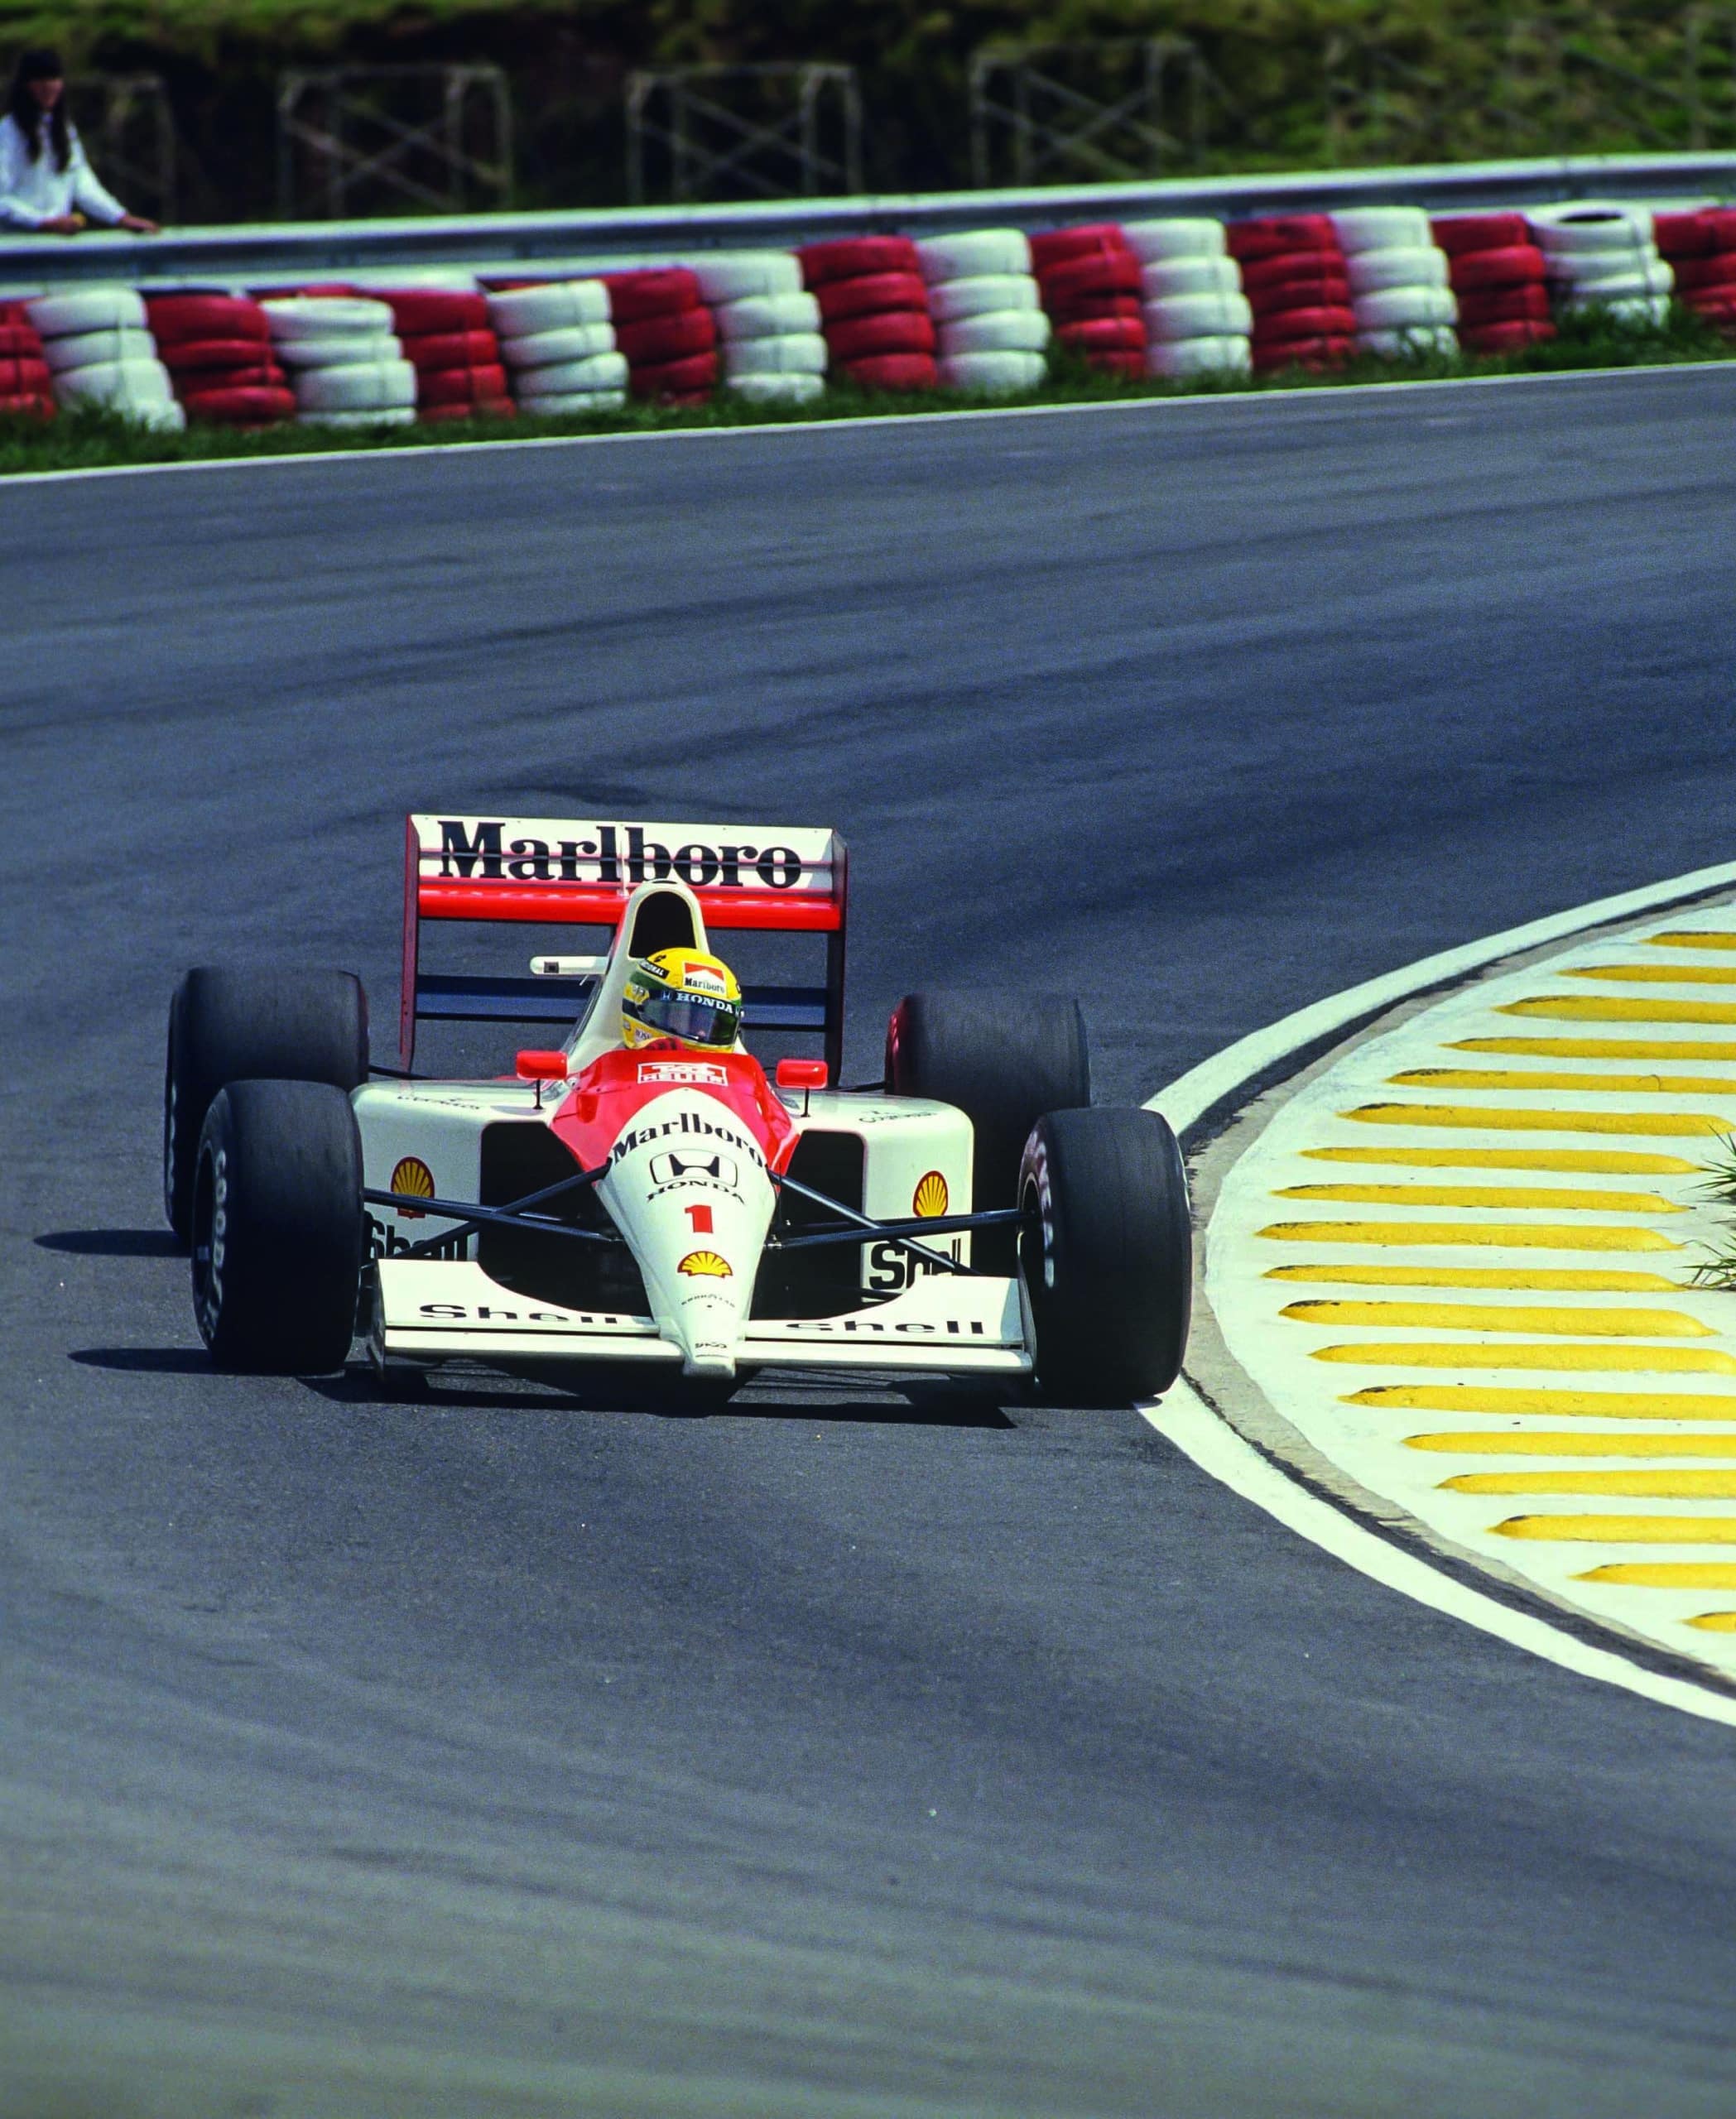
[{"xmin": 190, "ymin": 1079, "xmax": 365, "ymax": 1374}]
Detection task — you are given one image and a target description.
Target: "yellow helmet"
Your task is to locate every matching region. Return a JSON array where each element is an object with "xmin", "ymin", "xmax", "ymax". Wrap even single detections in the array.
[{"xmin": 621, "ymin": 948, "xmax": 743, "ymax": 1051}]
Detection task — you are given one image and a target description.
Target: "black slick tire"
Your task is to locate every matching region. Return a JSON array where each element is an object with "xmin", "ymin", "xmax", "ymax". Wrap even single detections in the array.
[
  {"xmin": 165, "ymin": 968, "xmax": 368, "ymax": 1244},
  {"xmin": 1019, "ymin": 1105, "xmax": 1191, "ymax": 1404},
  {"xmin": 885, "ymin": 990, "xmax": 1089, "ymax": 1270},
  {"xmin": 190, "ymin": 1079, "xmax": 365, "ymax": 1374}
]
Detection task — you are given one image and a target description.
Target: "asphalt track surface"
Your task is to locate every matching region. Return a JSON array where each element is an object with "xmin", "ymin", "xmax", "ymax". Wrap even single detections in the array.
[{"xmin": 8, "ymin": 368, "xmax": 1736, "ymax": 2119}]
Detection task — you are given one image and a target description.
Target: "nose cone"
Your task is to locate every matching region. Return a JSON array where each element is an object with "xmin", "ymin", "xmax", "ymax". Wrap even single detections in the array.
[{"xmin": 596, "ymin": 1092, "xmax": 777, "ymax": 1377}]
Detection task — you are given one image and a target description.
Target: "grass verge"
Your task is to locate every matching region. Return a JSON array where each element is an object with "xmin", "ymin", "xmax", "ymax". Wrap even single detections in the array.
[{"xmin": 2, "ymin": 306, "xmax": 1730, "ymax": 478}]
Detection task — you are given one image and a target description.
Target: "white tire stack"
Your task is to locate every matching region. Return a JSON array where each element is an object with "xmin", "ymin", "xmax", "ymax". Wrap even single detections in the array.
[
  {"xmin": 1123, "ymin": 219, "xmax": 1253, "ymax": 378},
  {"xmin": 26, "ymin": 286, "xmax": 185, "ymax": 429},
  {"xmin": 690, "ymin": 254, "xmax": 825, "ymax": 406},
  {"xmin": 486, "ymin": 281, "xmax": 627, "ymax": 414},
  {"xmin": 915, "ymin": 229, "xmax": 1049, "ymax": 393},
  {"xmin": 1330, "ymin": 206, "xmax": 1459, "ymax": 358},
  {"xmin": 1527, "ymin": 204, "xmax": 1674, "ymax": 324},
  {"xmin": 263, "ymin": 297, "xmax": 415, "ymax": 427}
]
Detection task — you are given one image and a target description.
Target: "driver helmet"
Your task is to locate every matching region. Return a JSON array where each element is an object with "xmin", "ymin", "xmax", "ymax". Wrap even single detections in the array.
[{"xmin": 621, "ymin": 948, "xmax": 743, "ymax": 1051}]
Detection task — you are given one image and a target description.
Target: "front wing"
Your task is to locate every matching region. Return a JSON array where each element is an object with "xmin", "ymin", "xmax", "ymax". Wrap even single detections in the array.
[{"xmin": 372, "ymin": 1259, "xmax": 1032, "ymax": 1376}]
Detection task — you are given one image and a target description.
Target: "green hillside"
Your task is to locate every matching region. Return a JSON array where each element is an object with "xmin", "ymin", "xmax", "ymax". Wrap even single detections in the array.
[{"xmin": 7, "ymin": 2, "xmax": 1733, "ymax": 221}]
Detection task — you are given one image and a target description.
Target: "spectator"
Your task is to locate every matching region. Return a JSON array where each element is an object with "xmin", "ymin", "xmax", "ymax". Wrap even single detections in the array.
[{"xmin": 0, "ymin": 48, "xmax": 157, "ymax": 233}]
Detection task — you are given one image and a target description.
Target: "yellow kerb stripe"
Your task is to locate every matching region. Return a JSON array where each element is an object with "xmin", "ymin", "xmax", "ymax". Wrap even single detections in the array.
[
  {"xmin": 1581, "ymin": 1563, "xmax": 1736, "ymax": 1585},
  {"xmin": 1266, "ymin": 1266, "xmax": 1681, "ymax": 1290},
  {"xmin": 1498, "ymin": 1515, "xmax": 1736, "ymax": 1543},
  {"xmin": 1566, "ymin": 963, "xmax": 1736, "ymax": 985},
  {"xmin": 1451, "ymin": 1038, "xmax": 1736, "ymax": 1064},
  {"xmin": 1388, "ymin": 1069, "xmax": 1736, "ymax": 1097},
  {"xmin": 1501, "ymin": 998, "xmax": 1736, "ymax": 1024},
  {"xmin": 1344, "ymin": 1103, "xmax": 1731, "ymax": 1136},
  {"xmin": 1259, "ymin": 1221, "xmax": 1679, "ymax": 1251},
  {"xmin": 1298, "ymin": 1145, "xmax": 1697, "ymax": 1173},
  {"xmin": 1447, "ymin": 1470, "xmax": 1736, "ymax": 1497},
  {"xmin": 1405, "ymin": 1432, "xmax": 1736, "ymax": 1457},
  {"xmin": 1346, "ymin": 1384, "xmax": 1736, "ymax": 1418},
  {"xmin": 1647, "ymin": 932, "xmax": 1736, "ymax": 951},
  {"xmin": 1282, "ymin": 1300, "xmax": 1708, "ymax": 1336},
  {"xmin": 1312, "ymin": 1343, "xmax": 1736, "ymax": 1372},
  {"xmin": 1273, "ymin": 1182, "xmax": 1681, "ymax": 1212}
]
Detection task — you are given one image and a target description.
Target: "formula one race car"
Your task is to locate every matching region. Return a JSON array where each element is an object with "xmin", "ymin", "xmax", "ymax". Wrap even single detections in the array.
[{"xmin": 163, "ymin": 814, "xmax": 1191, "ymax": 1403}]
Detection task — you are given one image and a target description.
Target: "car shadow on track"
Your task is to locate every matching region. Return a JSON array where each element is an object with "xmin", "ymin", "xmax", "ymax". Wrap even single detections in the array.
[
  {"xmin": 39, "ymin": 1228, "xmax": 182, "ymax": 1257},
  {"xmin": 70, "ymin": 1347, "xmax": 213, "ymax": 1373},
  {"xmin": 302, "ymin": 1367, "xmax": 1016, "ymax": 1428}
]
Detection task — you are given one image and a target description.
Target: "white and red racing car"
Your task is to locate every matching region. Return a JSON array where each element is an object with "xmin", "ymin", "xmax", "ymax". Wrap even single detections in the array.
[{"xmin": 163, "ymin": 814, "xmax": 1190, "ymax": 1403}]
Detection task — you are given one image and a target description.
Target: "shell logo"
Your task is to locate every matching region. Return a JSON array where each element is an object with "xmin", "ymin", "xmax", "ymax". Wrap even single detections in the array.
[
  {"xmin": 390, "ymin": 1156, "xmax": 435, "ymax": 1219},
  {"xmin": 913, "ymin": 1170, "xmax": 949, "ymax": 1218},
  {"xmin": 677, "ymin": 1250, "xmax": 733, "ymax": 1279}
]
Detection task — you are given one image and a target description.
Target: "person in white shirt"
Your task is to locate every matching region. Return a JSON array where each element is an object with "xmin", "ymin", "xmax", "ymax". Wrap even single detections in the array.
[{"xmin": 0, "ymin": 47, "xmax": 157, "ymax": 234}]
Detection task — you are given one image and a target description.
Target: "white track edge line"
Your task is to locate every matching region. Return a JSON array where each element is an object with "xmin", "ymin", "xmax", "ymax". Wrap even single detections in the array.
[
  {"xmin": 1146, "ymin": 853, "xmax": 1736, "ymax": 1137},
  {"xmin": 1142, "ymin": 1381, "xmax": 1736, "ymax": 1730},
  {"xmin": 4, "ymin": 356, "xmax": 1734, "ymax": 491},
  {"xmin": 1142, "ymin": 852, "xmax": 1736, "ymax": 1726}
]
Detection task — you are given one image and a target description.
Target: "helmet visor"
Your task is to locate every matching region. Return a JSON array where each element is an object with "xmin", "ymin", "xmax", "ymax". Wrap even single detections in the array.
[{"xmin": 635, "ymin": 990, "xmax": 742, "ymax": 1049}]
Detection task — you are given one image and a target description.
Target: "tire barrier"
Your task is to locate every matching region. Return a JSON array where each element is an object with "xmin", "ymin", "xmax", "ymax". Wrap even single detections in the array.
[
  {"xmin": 146, "ymin": 293, "xmax": 294, "ymax": 427},
  {"xmin": 1527, "ymin": 202, "xmax": 1674, "ymax": 326},
  {"xmin": 1124, "ymin": 218, "xmax": 1253, "ymax": 379},
  {"xmin": 604, "ymin": 268, "xmax": 717, "ymax": 404},
  {"xmin": 27, "ymin": 284, "xmax": 184, "ymax": 429},
  {"xmin": 1330, "ymin": 205, "xmax": 1458, "ymax": 359},
  {"xmin": 1227, "ymin": 214, "xmax": 1355, "ymax": 372},
  {"xmin": 1431, "ymin": 214, "xmax": 1556, "ymax": 354},
  {"xmin": 1030, "ymin": 224, "xmax": 1147, "ymax": 380},
  {"xmin": 486, "ymin": 278, "xmax": 627, "ymax": 414},
  {"xmin": 263, "ymin": 296, "xmax": 415, "ymax": 427},
  {"xmin": 800, "ymin": 235, "xmax": 938, "ymax": 393},
  {"xmin": 18, "ymin": 195, "xmax": 1724, "ymax": 446},
  {"xmin": 371, "ymin": 287, "xmax": 511, "ymax": 424},
  {"xmin": 916, "ymin": 228, "xmax": 1048, "ymax": 394},
  {"xmin": 1651, "ymin": 208, "xmax": 1736, "ymax": 334},
  {"xmin": 692, "ymin": 252, "xmax": 826, "ymax": 406},
  {"xmin": 0, "ymin": 298, "xmax": 55, "ymax": 419}
]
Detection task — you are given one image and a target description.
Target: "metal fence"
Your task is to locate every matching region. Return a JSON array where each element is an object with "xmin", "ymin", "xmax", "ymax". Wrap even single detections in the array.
[
  {"xmin": 626, "ymin": 65, "xmax": 862, "ymax": 204},
  {"xmin": 277, "ymin": 65, "xmax": 512, "ymax": 219}
]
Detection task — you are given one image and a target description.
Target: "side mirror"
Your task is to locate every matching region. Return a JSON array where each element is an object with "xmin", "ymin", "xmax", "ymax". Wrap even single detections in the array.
[
  {"xmin": 516, "ymin": 1050, "xmax": 570, "ymax": 1081},
  {"xmin": 776, "ymin": 1059, "xmax": 829, "ymax": 1089}
]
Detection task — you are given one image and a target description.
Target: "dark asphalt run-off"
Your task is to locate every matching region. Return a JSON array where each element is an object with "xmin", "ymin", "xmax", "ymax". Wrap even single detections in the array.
[{"xmin": 6, "ymin": 366, "xmax": 1736, "ymax": 2117}]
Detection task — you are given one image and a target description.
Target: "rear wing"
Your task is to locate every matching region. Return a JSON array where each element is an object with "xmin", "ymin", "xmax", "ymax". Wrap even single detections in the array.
[{"xmin": 401, "ymin": 813, "xmax": 848, "ymax": 1075}]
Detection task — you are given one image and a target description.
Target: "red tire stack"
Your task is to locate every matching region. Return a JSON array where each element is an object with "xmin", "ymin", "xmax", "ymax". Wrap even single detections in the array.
[
  {"xmin": 376, "ymin": 289, "xmax": 512, "ymax": 422},
  {"xmin": 1029, "ymin": 223, "xmax": 1147, "ymax": 378},
  {"xmin": 798, "ymin": 236, "xmax": 937, "ymax": 392},
  {"xmin": 1431, "ymin": 214, "xmax": 1554, "ymax": 355},
  {"xmin": 1229, "ymin": 215, "xmax": 1355, "ymax": 372},
  {"xmin": 0, "ymin": 299, "xmax": 54, "ymax": 418},
  {"xmin": 603, "ymin": 270, "xmax": 718, "ymax": 405},
  {"xmin": 1652, "ymin": 209, "xmax": 1736, "ymax": 336},
  {"xmin": 145, "ymin": 294, "xmax": 294, "ymax": 426}
]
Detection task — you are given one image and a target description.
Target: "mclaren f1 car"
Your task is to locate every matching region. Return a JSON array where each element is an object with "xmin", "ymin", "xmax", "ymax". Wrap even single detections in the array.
[{"xmin": 163, "ymin": 814, "xmax": 1191, "ymax": 1403}]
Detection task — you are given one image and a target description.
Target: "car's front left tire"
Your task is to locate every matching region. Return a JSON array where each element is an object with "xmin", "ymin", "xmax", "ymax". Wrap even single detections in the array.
[
  {"xmin": 190, "ymin": 1079, "xmax": 365, "ymax": 1374},
  {"xmin": 1018, "ymin": 1104, "xmax": 1192, "ymax": 1405}
]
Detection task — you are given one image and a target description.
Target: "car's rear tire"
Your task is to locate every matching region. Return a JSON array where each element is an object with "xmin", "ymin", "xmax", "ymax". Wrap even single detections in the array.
[
  {"xmin": 1018, "ymin": 1105, "xmax": 1191, "ymax": 1404},
  {"xmin": 190, "ymin": 1079, "xmax": 365, "ymax": 1374},
  {"xmin": 885, "ymin": 989, "xmax": 1089, "ymax": 1271},
  {"xmin": 165, "ymin": 967, "xmax": 368, "ymax": 1244}
]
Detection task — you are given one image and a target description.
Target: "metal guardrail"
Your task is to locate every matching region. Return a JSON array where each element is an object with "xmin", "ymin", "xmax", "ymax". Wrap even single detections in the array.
[{"xmin": 2, "ymin": 149, "xmax": 1734, "ymax": 290}]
